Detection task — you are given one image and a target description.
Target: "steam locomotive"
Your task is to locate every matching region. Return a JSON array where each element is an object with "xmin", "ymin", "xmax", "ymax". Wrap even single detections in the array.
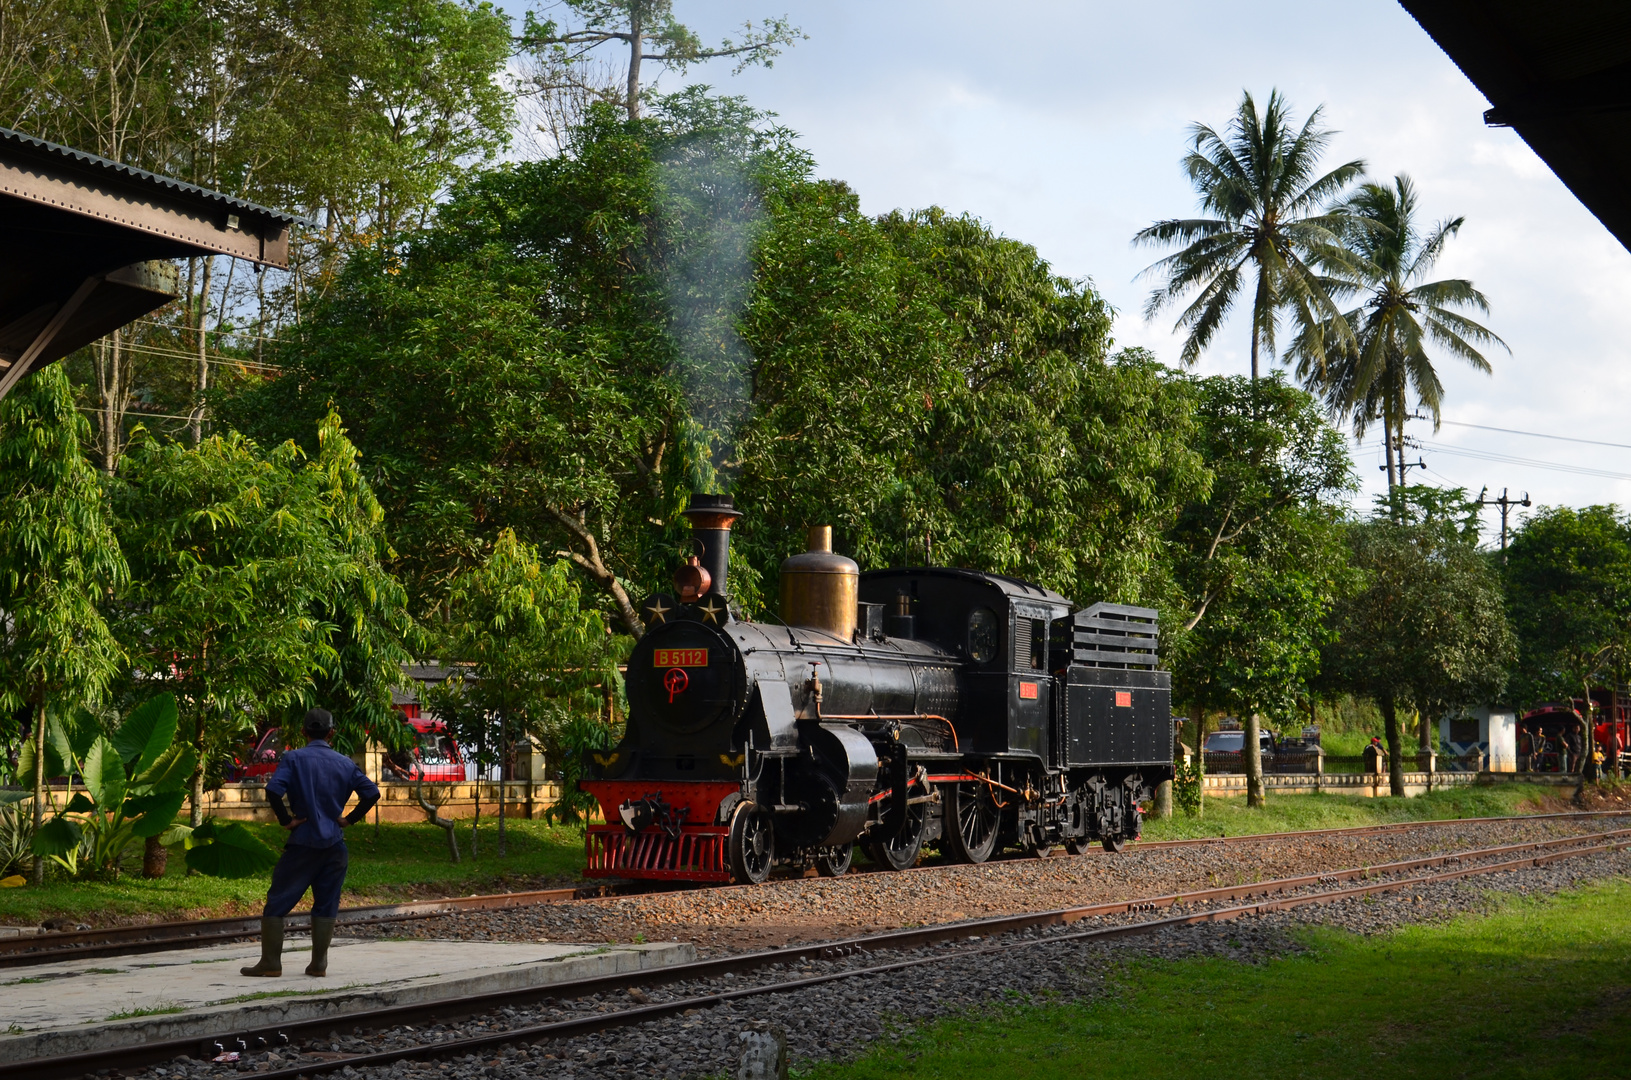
[{"xmin": 581, "ymin": 493, "xmax": 1172, "ymax": 884}]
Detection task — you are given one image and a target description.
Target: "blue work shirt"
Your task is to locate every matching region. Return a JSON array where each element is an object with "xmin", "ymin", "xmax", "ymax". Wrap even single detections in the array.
[{"xmin": 264, "ymin": 740, "xmax": 381, "ymax": 849}]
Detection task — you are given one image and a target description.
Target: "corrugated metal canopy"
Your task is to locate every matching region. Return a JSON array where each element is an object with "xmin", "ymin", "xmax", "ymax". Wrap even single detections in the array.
[
  {"xmin": 1398, "ymin": 1, "xmax": 1631, "ymax": 252},
  {"xmin": 0, "ymin": 127, "xmax": 306, "ymax": 400}
]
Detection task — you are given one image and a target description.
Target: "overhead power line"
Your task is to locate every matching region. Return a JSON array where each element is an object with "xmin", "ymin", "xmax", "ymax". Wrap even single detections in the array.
[
  {"xmin": 1358, "ymin": 439, "xmax": 1631, "ymax": 483},
  {"xmin": 1432, "ymin": 418, "xmax": 1631, "ymax": 452}
]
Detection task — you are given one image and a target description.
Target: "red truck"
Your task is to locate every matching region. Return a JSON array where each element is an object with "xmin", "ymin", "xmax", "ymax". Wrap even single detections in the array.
[{"xmin": 231, "ymin": 710, "xmax": 468, "ymax": 783}]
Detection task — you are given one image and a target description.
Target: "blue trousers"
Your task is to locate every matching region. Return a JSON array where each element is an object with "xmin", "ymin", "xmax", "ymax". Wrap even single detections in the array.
[{"xmin": 264, "ymin": 841, "xmax": 349, "ymax": 918}]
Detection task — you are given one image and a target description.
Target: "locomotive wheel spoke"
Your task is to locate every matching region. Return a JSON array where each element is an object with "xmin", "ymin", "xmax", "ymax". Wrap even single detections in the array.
[
  {"xmin": 868, "ymin": 800, "xmax": 928, "ymax": 871},
  {"xmin": 815, "ymin": 843, "xmax": 854, "ymax": 877},
  {"xmin": 944, "ymin": 781, "xmax": 1001, "ymax": 864},
  {"xmin": 728, "ymin": 802, "xmax": 775, "ymax": 885}
]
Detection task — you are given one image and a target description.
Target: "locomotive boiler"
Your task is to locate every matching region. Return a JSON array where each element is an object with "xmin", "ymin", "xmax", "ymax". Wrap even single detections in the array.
[{"xmin": 581, "ymin": 493, "xmax": 1173, "ymax": 884}]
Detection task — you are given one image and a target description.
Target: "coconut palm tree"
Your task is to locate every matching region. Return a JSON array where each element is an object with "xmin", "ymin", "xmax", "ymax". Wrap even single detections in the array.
[
  {"xmin": 1293, "ymin": 174, "xmax": 1507, "ymax": 506},
  {"xmin": 1135, "ymin": 89, "xmax": 1366, "ymax": 380}
]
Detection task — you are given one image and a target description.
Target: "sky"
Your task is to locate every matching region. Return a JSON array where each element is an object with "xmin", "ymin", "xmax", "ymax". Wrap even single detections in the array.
[{"xmin": 514, "ymin": 1, "xmax": 1631, "ymax": 542}]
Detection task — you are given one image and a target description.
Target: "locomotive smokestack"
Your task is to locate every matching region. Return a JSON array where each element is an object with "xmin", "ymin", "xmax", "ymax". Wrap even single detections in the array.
[{"xmin": 680, "ymin": 492, "xmax": 741, "ymax": 602}]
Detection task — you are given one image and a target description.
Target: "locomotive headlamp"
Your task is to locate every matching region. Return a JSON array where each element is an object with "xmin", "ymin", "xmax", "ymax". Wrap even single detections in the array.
[{"xmin": 673, "ymin": 556, "xmax": 711, "ymax": 602}]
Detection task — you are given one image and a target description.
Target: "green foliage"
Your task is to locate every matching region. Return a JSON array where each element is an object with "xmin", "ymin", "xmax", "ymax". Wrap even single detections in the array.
[
  {"xmin": 1503, "ymin": 505, "xmax": 1631, "ymax": 708},
  {"xmin": 1166, "ymin": 374, "xmax": 1354, "ymax": 723},
  {"xmin": 26, "ymin": 696, "xmax": 198, "ymax": 878},
  {"xmin": 428, "ymin": 530, "xmax": 620, "ymax": 824},
  {"xmin": 222, "ymin": 92, "xmax": 1205, "ymax": 633},
  {"xmin": 112, "ymin": 429, "xmax": 340, "ymax": 810},
  {"xmin": 271, "ymin": 413, "xmax": 420, "ymax": 755},
  {"xmin": 0, "ymin": 364, "xmax": 126, "ymax": 722},
  {"xmin": 0, "ymin": 805, "xmax": 34, "ymax": 877},
  {"xmin": 1294, "ymin": 174, "xmax": 1504, "ymax": 497},
  {"xmin": 112, "ymin": 417, "xmax": 417, "ymax": 813},
  {"xmin": 1171, "ymin": 756, "xmax": 1202, "ymax": 817},
  {"xmin": 521, "ymin": 0, "xmax": 803, "ymax": 121},
  {"xmin": 1135, "ymin": 89, "xmax": 1364, "ymax": 375},
  {"xmin": 180, "ymin": 818, "xmax": 278, "ymax": 878},
  {"xmin": 1320, "ymin": 513, "xmax": 1514, "ymax": 791}
]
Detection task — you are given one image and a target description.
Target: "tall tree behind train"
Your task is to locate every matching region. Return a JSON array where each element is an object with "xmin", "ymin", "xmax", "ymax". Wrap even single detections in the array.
[
  {"xmin": 219, "ymin": 90, "xmax": 1209, "ymax": 638},
  {"xmin": 517, "ymin": 0, "xmax": 803, "ymax": 135},
  {"xmin": 112, "ymin": 420, "xmax": 416, "ymax": 824},
  {"xmin": 0, "ymin": 367, "xmax": 126, "ymax": 883},
  {"xmin": 1320, "ymin": 495, "xmax": 1513, "ymax": 796},
  {"xmin": 1164, "ymin": 375, "xmax": 1354, "ymax": 809},
  {"xmin": 1134, "ymin": 89, "xmax": 1364, "ymax": 380},
  {"xmin": 0, "ymin": 0, "xmax": 513, "ymax": 467},
  {"xmin": 1290, "ymin": 175, "xmax": 1505, "ymax": 514},
  {"xmin": 1503, "ymin": 507, "xmax": 1631, "ymax": 720}
]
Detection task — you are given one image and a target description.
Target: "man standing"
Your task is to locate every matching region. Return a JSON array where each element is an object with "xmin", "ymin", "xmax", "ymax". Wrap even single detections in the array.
[{"xmin": 241, "ymin": 708, "xmax": 380, "ymax": 978}]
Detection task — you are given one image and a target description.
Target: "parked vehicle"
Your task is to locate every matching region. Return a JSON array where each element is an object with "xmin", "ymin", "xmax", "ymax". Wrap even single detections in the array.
[
  {"xmin": 225, "ymin": 711, "xmax": 469, "ymax": 784},
  {"xmin": 1202, "ymin": 729, "xmax": 1276, "ymax": 774},
  {"xmin": 384, "ymin": 715, "xmax": 468, "ymax": 783}
]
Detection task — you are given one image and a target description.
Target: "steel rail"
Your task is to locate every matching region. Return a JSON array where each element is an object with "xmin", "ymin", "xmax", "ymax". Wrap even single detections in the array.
[
  {"xmin": 1121, "ymin": 807, "xmax": 1631, "ymax": 852},
  {"xmin": 9, "ymin": 827, "xmax": 1625, "ymax": 1080},
  {"xmin": 0, "ymin": 887, "xmax": 582, "ymax": 967},
  {"xmin": 4, "ymin": 809, "xmax": 1625, "ymax": 968}
]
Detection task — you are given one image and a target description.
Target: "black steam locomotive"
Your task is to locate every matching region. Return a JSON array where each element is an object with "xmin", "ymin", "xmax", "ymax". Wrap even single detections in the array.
[{"xmin": 582, "ymin": 493, "xmax": 1172, "ymax": 884}]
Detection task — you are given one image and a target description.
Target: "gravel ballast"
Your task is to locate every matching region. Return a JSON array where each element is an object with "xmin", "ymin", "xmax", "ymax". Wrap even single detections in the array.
[{"xmin": 117, "ymin": 839, "xmax": 1631, "ymax": 1080}]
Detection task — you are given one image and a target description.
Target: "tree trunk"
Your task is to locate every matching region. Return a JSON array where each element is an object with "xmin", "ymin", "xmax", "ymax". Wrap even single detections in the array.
[
  {"xmin": 625, "ymin": 11, "xmax": 642, "ymax": 120},
  {"xmin": 30, "ymin": 700, "xmax": 45, "ymax": 885},
  {"xmin": 497, "ymin": 715, "xmax": 508, "ymax": 858},
  {"xmin": 191, "ymin": 257, "xmax": 212, "ymax": 446},
  {"xmin": 142, "ymin": 835, "xmax": 167, "ymax": 879},
  {"xmin": 1190, "ymin": 703, "xmax": 1206, "ymax": 818},
  {"xmin": 190, "ymin": 710, "xmax": 206, "ymax": 828},
  {"xmin": 1381, "ymin": 693, "xmax": 1406, "ymax": 797},
  {"xmin": 1243, "ymin": 712, "xmax": 1265, "ymax": 808},
  {"xmin": 471, "ymin": 725, "xmax": 483, "ymax": 858},
  {"xmin": 1155, "ymin": 779, "xmax": 1173, "ymax": 819}
]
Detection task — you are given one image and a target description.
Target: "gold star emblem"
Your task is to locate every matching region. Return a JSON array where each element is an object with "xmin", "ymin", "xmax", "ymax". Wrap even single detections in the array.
[
  {"xmin": 644, "ymin": 598, "xmax": 671, "ymax": 624},
  {"xmin": 699, "ymin": 598, "xmax": 726, "ymax": 625}
]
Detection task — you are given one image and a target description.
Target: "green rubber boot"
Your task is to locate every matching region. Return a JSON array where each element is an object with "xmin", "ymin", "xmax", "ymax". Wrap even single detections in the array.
[
  {"xmin": 305, "ymin": 916, "xmax": 335, "ymax": 977},
  {"xmin": 240, "ymin": 917, "xmax": 283, "ymax": 977}
]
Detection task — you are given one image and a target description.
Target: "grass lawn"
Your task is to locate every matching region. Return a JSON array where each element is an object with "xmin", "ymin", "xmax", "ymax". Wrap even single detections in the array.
[
  {"xmin": 0, "ymin": 816, "xmax": 589, "ymax": 925},
  {"xmin": 802, "ymin": 877, "xmax": 1631, "ymax": 1080},
  {"xmin": 1140, "ymin": 781, "xmax": 1579, "ymax": 842}
]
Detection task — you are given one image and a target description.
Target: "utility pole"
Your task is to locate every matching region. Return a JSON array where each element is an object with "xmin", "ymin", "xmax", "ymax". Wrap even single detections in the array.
[{"xmin": 1476, "ymin": 486, "xmax": 1531, "ymax": 561}]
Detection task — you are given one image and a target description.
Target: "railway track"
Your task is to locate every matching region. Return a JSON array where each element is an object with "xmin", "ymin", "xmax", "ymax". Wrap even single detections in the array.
[
  {"xmin": 2, "ymin": 809, "xmax": 1624, "ymax": 969},
  {"xmin": 10, "ymin": 824, "xmax": 1628, "ymax": 1080}
]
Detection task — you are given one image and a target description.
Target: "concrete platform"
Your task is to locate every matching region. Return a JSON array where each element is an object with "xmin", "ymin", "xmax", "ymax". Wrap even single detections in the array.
[{"xmin": 0, "ymin": 936, "xmax": 694, "ymax": 1064}]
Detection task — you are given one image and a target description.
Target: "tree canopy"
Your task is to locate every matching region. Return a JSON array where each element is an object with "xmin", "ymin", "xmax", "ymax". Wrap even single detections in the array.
[{"xmin": 221, "ymin": 92, "xmax": 1210, "ymax": 634}]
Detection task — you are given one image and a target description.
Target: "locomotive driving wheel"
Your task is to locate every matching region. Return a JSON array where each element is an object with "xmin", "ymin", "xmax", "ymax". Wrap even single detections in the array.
[
  {"xmin": 1100, "ymin": 835, "xmax": 1126, "ymax": 854},
  {"xmin": 815, "ymin": 843, "xmax": 854, "ymax": 877},
  {"xmin": 728, "ymin": 802, "xmax": 776, "ymax": 885},
  {"xmin": 1065, "ymin": 836, "xmax": 1094, "ymax": 856},
  {"xmin": 867, "ymin": 799, "xmax": 928, "ymax": 871},
  {"xmin": 943, "ymin": 781, "xmax": 1000, "ymax": 864}
]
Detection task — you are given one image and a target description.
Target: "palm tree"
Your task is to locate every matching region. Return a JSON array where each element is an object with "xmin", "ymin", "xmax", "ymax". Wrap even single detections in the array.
[
  {"xmin": 1293, "ymin": 174, "xmax": 1507, "ymax": 506},
  {"xmin": 1135, "ymin": 89, "xmax": 1366, "ymax": 380}
]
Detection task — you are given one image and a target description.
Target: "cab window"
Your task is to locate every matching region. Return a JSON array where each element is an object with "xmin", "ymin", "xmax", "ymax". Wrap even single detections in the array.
[{"xmin": 968, "ymin": 608, "xmax": 998, "ymax": 663}]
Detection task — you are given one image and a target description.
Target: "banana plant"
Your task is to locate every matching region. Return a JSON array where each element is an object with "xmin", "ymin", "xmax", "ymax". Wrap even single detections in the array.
[{"xmin": 24, "ymin": 695, "xmax": 198, "ymax": 878}]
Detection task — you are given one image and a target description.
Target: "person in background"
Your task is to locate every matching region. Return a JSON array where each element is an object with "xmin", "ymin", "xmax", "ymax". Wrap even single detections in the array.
[
  {"xmin": 241, "ymin": 708, "xmax": 380, "ymax": 978},
  {"xmin": 1363, "ymin": 736, "xmax": 1385, "ymax": 776}
]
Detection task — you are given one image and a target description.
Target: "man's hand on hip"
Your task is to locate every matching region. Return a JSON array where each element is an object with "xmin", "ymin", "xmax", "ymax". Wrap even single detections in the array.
[{"xmin": 284, "ymin": 818, "xmax": 307, "ymax": 831}]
